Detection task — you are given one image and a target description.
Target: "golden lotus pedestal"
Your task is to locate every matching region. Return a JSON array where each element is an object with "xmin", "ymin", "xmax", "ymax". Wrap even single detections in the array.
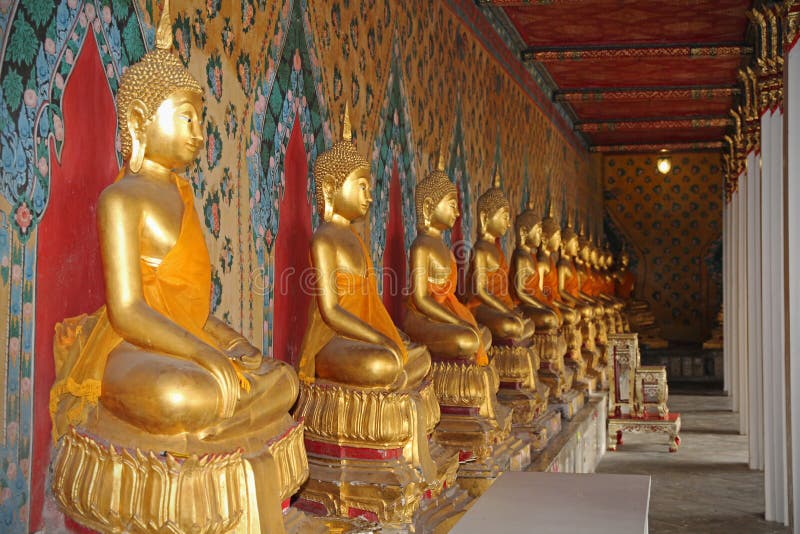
[
  {"xmin": 534, "ymin": 330, "xmax": 574, "ymax": 399},
  {"xmin": 560, "ymin": 321, "xmax": 596, "ymax": 394},
  {"xmin": 494, "ymin": 339, "xmax": 564, "ymax": 455},
  {"xmin": 52, "ymin": 410, "xmax": 312, "ymax": 533},
  {"xmin": 426, "ymin": 357, "xmax": 530, "ymax": 499},
  {"xmin": 293, "ymin": 380, "xmax": 470, "ymax": 532}
]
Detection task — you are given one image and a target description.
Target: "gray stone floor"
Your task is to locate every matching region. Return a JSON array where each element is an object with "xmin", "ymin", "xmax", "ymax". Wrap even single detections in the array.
[{"xmin": 596, "ymin": 395, "xmax": 790, "ymax": 533}]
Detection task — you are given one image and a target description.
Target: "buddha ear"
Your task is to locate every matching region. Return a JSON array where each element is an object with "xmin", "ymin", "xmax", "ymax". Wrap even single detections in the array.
[
  {"xmin": 422, "ymin": 197, "xmax": 434, "ymax": 228},
  {"xmin": 321, "ymin": 177, "xmax": 335, "ymax": 222},
  {"xmin": 127, "ymin": 100, "xmax": 149, "ymax": 173},
  {"xmin": 479, "ymin": 210, "xmax": 487, "ymax": 231}
]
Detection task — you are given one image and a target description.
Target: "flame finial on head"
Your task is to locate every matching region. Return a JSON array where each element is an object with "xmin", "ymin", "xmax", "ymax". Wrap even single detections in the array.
[
  {"xmin": 155, "ymin": 0, "xmax": 173, "ymax": 50},
  {"xmin": 437, "ymin": 139, "xmax": 446, "ymax": 172},
  {"xmin": 342, "ymin": 102, "xmax": 352, "ymax": 142}
]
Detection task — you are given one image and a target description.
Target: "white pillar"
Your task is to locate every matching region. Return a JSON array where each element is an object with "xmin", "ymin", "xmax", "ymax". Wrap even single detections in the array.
[
  {"xmin": 724, "ymin": 195, "xmax": 732, "ymax": 395},
  {"xmin": 785, "ymin": 37, "xmax": 800, "ymax": 530},
  {"xmin": 737, "ymin": 167, "xmax": 749, "ymax": 434},
  {"xmin": 747, "ymin": 149, "xmax": 764, "ymax": 470},
  {"xmin": 730, "ymin": 180, "xmax": 740, "ymax": 415},
  {"xmin": 762, "ymin": 105, "xmax": 789, "ymax": 525}
]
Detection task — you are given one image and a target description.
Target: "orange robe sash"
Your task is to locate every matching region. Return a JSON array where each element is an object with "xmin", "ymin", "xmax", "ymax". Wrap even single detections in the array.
[
  {"xmin": 541, "ymin": 257, "xmax": 561, "ymax": 304},
  {"xmin": 297, "ymin": 228, "xmax": 407, "ymax": 383},
  {"xmin": 564, "ymin": 262, "xmax": 580, "ymax": 298},
  {"xmin": 468, "ymin": 243, "xmax": 515, "ymax": 310},
  {"xmin": 616, "ymin": 270, "xmax": 635, "ymax": 299},
  {"xmin": 410, "ymin": 255, "xmax": 488, "ymax": 366}
]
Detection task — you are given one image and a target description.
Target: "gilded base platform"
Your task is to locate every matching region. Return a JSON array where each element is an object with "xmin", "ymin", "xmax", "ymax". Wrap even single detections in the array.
[
  {"xmin": 455, "ymin": 434, "xmax": 531, "ymax": 497},
  {"xmin": 52, "ymin": 413, "xmax": 308, "ymax": 534},
  {"xmin": 512, "ymin": 407, "xmax": 562, "ymax": 453},
  {"xmin": 549, "ymin": 389, "xmax": 586, "ymax": 421},
  {"xmin": 491, "ymin": 344, "xmax": 546, "ymax": 426},
  {"xmin": 429, "ymin": 360, "xmax": 513, "ymax": 462},
  {"xmin": 294, "ymin": 380, "xmax": 462, "ymax": 528},
  {"xmin": 532, "ymin": 331, "xmax": 573, "ymax": 398}
]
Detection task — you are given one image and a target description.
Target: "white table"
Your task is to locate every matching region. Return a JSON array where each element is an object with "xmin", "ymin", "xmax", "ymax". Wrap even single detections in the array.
[{"xmin": 451, "ymin": 472, "xmax": 650, "ymax": 534}]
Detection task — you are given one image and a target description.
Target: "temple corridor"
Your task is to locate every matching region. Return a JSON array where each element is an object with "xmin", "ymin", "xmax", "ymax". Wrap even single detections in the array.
[{"xmin": 598, "ymin": 394, "xmax": 789, "ymax": 533}]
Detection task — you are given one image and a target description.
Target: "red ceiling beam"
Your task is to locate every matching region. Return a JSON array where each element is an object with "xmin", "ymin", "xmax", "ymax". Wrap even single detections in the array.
[
  {"xmin": 476, "ymin": 0, "xmax": 589, "ymax": 5},
  {"xmin": 555, "ymin": 86, "xmax": 740, "ymax": 103},
  {"xmin": 576, "ymin": 116, "xmax": 733, "ymax": 132},
  {"xmin": 521, "ymin": 44, "xmax": 752, "ymax": 62},
  {"xmin": 590, "ymin": 141, "xmax": 725, "ymax": 153}
]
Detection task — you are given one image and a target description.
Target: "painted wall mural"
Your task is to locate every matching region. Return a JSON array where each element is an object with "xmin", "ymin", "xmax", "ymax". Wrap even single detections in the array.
[
  {"xmin": 603, "ymin": 152, "xmax": 723, "ymax": 343},
  {"xmin": 0, "ymin": 0, "xmax": 601, "ymax": 531}
]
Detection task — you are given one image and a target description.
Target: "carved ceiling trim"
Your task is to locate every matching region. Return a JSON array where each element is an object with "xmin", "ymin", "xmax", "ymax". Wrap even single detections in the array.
[
  {"xmin": 577, "ymin": 117, "xmax": 733, "ymax": 133},
  {"xmin": 555, "ymin": 86, "xmax": 740, "ymax": 103},
  {"xmin": 522, "ymin": 44, "xmax": 752, "ymax": 62},
  {"xmin": 591, "ymin": 141, "xmax": 725, "ymax": 153}
]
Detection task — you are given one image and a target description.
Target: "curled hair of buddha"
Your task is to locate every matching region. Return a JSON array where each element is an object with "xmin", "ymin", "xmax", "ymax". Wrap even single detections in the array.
[
  {"xmin": 415, "ymin": 143, "xmax": 456, "ymax": 230},
  {"xmin": 561, "ymin": 223, "xmax": 578, "ymax": 243},
  {"xmin": 515, "ymin": 198, "xmax": 540, "ymax": 237},
  {"xmin": 117, "ymin": 0, "xmax": 202, "ymax": 161},
  {"xmin": 313, "ymin": 103, "xmax": 371, "ymax": 219},
  {"xmin": 477, "ymin": 170, "xmax": 509, "ymax": 218}
]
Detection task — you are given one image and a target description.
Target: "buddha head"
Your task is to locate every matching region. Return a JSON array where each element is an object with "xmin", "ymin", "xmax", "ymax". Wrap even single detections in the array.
[
  {"xmin": 620, "ymin": 249, "xmax": 631, "ymax": 269},
  {"xmin": 314, "ymin": 104, "xmax": 372, "ymax": 223},
  {"xmin": 476, "ymin": 171, "xmax": 510, "ymax": 239},
  {"xmin": 540, "ymin": 204, "xmax": 561, "ymax": 254},
  {"xmin": 117, "ymin": 0, "xmax": 203, "ymax": 173},
  {"xmin": 515, "ymin": 200, "xmax": 542, "ymax": 250},
  {"xmin": 589, "ymin": 241, "xmax": 600, "ymax": 269},
  {"xmin": 577, "ymin": 225, "xmax": 591, "ymax": 264},
  {"xmin": 561, "ymin": 220, "xmax": 579, "ymax": 258},
  {"xmin": 416, "ymin": 146, "xmax": 459, "ymax": 232}
]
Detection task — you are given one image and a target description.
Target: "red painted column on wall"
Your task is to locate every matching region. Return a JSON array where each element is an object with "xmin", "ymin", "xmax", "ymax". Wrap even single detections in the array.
[
  {"xmin": 382, "ymin": 158, "xmax": 406, "ymax": 324},
  {"xmin": 31, "ymin": 32, "xmax": 118, "ymax": 531},
  {"xmin": 272, "ymin": 115, "xmax": 312, "ymax": 365}
]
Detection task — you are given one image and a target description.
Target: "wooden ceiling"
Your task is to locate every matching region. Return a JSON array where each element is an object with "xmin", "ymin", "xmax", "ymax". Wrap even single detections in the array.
[{"xmin": 478, "ymin": 0, "xmax": 755, "ymax": 153}]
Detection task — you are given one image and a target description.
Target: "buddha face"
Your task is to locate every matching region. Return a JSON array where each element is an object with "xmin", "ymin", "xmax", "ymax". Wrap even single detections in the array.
[
  {"xmin": 564, "ymin": 235, "xmax": 579, "ymax": 257},
  {"xmin": 331, "ymin": 167, "xmax": 373, "ymax": 221},
  {"xmin": 546, "ymin": 230, "xmax": 561, "ymax": 254},
  {"xmin": 579, "ymin": 242, "xmax": 590, "ymax": 262},
  {"xmin": 483, "ymin": 206, "xmax": 510, "ymax": 238},
  {"xmin": 590, "ymin": 247, "xmax": 599, "ymax": 267},
  {"xmin": 138, "ymin": 90, "xmax": 204, "ymax": 169},
  {"xmin": 526, "ymin": 222, "xmax": 543, "ymax": 248},
  {"xmin": 621, "ymin": 253, "xmax": 630, "ymax": 268},
  {"xmin": 430, "ymin": 191, "xmax": 459, "ymax": 231}
]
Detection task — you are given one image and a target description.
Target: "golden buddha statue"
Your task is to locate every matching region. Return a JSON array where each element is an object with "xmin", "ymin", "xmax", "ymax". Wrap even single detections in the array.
[
  {"xmin": 293, "ymin": 112, "xmax": 461, "ymax": 527},
  {"xmin": 403, "ymin": 150, "xmax": 517, "ymax": 479},
  {"xmin": 557, "ymin": 221, "xmax": 604, "ymax": 390},
  {"xmin": 404, "ymin": 151, "xmax": 491, "ymax": 365},
  {"xmin": 49, "ymin": 5, "xmax": 308, "ymax": 532},
  {"xmin": 612, "ymin": 248, "xmax": 666, "ymax": 347},
  {"xmin": 465, "ymin": 174, "xmax": 545, "ymax": 428},
  {"xmin": 537, "ymin": 210, "xmax": 593, "ymax": 396},
  {"xmin": 510, "ymin": 202, "xmax": 573, "ymax": 399}
]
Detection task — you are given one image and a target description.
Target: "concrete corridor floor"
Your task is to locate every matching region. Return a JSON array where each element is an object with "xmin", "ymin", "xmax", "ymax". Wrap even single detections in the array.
[{"xmin": 596, "ymin": 395, "xmax": 790, "ymax": 533}]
